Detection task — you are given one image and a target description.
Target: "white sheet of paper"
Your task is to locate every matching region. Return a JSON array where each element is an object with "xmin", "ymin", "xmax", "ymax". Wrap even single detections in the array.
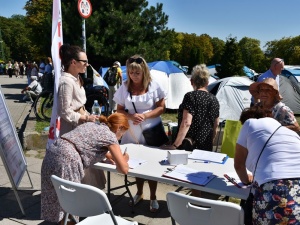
[
  {"xmin": 188, "ymin": 149, "xmax": 227, "ymax": 163},
  {"xmin": 128, "ymin": 158, "xmax": 147, "ymax": 169},
  {"xmin": 163, "ymin": 164, "xmax": 215, "ymax": 186}
]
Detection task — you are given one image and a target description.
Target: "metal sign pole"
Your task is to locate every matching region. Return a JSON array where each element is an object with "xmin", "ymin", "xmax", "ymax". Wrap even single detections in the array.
[{"xmin": 82, "ymin": 18, "xmax": 87, "ymax": 78}]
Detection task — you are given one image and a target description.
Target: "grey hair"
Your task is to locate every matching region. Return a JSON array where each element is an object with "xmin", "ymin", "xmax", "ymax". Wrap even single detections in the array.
[{"xmin": 191, "ymin": 64, "xmax": 210, "ymax": 88}]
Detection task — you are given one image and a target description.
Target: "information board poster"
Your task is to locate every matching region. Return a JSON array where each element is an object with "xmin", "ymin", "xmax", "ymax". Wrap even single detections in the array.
[{"xmin": 0, "ymin": 85, "xmax": 27, "ymax": 187}]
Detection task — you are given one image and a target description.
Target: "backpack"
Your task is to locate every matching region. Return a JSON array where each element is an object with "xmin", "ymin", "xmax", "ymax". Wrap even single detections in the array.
[{"xmin": 103, "ymin": 66, "xmax": 118, "ymax": 86}]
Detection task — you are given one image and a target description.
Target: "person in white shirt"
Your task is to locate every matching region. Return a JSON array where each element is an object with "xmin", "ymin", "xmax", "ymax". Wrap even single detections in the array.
[
  {"xmin": 235, "ymin": 105, "xmax": 300, "ymax": 224},
  {"xmin": 21, "ymin": 76, "xmax": 42, "ymax": 103}
]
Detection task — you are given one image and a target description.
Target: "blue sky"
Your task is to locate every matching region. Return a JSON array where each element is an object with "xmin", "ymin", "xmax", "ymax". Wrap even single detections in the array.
[{"xmin": 2, "ymin": 0, "xmax": 300, "ymax": 49}]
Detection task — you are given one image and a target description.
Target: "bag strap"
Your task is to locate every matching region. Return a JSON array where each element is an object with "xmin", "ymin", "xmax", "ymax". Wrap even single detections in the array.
[
  {"xmin": 250, "ymin": 125, "xmax": 281, "ymax": 190},
  {"xmin": 129, "ymin": 92, "xmax": 138, "ymax": 113}
]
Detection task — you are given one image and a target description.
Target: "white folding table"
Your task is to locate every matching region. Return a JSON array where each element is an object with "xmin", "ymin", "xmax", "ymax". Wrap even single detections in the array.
[{"xmin": 93, "ymin": 143, "xmax": 249, "ymax": 204}]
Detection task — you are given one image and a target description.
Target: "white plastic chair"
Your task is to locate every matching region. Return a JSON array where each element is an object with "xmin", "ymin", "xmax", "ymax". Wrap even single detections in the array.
[
  {"xmin": 51, "ymin": 175, "xmax": 138, "ymax": 225},
  {"xmin": 166, "ymin": 192, "xmax": 244, "ymax": 225}
]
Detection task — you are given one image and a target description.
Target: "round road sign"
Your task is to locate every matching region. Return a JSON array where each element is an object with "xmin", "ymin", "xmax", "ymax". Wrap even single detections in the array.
[{"xmin": 78, "ymin": 0, "xmax": 92, "ymax": 19}]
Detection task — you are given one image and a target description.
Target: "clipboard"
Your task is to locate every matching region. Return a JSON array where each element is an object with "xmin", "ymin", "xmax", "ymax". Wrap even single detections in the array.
[{"xmin": 162, "ymin": 165, "xmax": 216, "ymax": 186}]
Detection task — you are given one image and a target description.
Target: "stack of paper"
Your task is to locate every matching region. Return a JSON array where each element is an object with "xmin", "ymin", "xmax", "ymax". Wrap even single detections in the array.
[
  {"xmin": 162, "ymin": 165, "xmax": 215, "ymax": 186},
  {"xmin": 188, "ymin": 149, "xmax": 228, "ymax": 163}
]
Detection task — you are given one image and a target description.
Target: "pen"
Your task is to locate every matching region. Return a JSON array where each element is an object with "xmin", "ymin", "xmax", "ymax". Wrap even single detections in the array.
[
  {"xmin": 224, "ymin": 174, "xmax": 241, "ymax": 188},
  {"xmin": 123, "ymin": 147, "xmax": 127, "ymax": 155}
]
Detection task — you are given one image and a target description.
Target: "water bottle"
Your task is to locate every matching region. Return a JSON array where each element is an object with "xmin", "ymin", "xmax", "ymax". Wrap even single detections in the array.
[{"xmin": 92, "ymin": 100, "xmax": 101, "ymax": 124}]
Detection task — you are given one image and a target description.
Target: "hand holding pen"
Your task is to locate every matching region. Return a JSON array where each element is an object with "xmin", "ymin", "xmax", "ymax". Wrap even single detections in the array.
[
  {"xmin": 224, "ymin": 174, "xmax": 242, "ymax": 188},
  {"xmin": 123, "ymin": 147, "xmax": 129, "ymax": 162}
]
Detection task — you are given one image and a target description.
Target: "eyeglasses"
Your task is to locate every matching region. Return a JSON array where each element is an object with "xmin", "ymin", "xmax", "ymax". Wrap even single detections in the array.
[
  {"xmin": 128, "ymin": 57, "xmax": 143, "ymax": 64},
  {"xmin": 76, "ymin": 59, "xmax": 89, "ymax": 65}
]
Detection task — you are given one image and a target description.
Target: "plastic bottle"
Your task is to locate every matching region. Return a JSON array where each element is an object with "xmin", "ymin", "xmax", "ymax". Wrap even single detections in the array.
[{"xmin": 92, "ymin": 100, "xmax": 101, "ymax": 124}]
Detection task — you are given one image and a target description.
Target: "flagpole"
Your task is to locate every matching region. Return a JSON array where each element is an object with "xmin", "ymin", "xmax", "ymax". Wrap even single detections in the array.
[{"xmin": 47, "ymin": 0, "xmax": 63, "ymax": 149}]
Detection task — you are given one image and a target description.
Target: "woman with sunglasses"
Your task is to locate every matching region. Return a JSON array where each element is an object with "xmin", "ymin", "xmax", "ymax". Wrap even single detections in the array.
[
  {"xmin": 57, "ymin": 44, "xmax": 104, "ymax": 190},
  {"xmin": 113, "ymin": 55, "xmax": 167, "ymax": 212}
]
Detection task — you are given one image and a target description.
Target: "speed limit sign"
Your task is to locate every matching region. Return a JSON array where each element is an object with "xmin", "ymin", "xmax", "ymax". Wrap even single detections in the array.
[{"xmin": 78, "ymin": 0, "xmax": 92, "ymax": 19}]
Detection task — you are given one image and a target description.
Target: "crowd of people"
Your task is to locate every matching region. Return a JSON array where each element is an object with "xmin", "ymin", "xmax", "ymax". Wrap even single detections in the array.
[{"xmin": 6, "ymin": 45, "xmax": 298, "ymax": 224}]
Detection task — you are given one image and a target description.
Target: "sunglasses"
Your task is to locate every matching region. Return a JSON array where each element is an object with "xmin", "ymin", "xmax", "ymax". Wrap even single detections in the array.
[
  {"xmin": 76, "ymin": 59, "xmax": 89, "ymax": 65},
  {"xmin": 128, "ymin": 57, "xmax": 143, "ymax": 64}
]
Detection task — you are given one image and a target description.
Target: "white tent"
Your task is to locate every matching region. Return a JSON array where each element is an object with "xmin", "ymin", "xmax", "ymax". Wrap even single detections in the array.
[
  {"xmin": 150, "ymin": 70, "xmax": 193, "ymax": 109},
  {"xmin": 208, "ymin": 77, "xmax": 254, "ymax": 122}
]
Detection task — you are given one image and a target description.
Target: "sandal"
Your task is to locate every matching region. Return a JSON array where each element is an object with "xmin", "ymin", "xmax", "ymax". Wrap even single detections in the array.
[
  {"xmin": 129, "ymin": 194, "xmax": 143, "ymax": 206},
  {"xmin": 150, "ymin": 199, "xmax": 159, "ymax": 213}
]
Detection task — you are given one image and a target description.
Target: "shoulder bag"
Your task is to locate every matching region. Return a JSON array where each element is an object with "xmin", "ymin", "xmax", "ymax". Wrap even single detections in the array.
[
  {"xmin": 243, "ymin": 125, "xmax": 281, "ymax": 225},
  {"xmin": 130, "ymin": 92, "xmax": 169, "ymax": 147}
]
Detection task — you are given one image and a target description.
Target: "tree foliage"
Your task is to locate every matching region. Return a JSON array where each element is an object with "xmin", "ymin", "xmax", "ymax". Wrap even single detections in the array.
[
  {"xmin": 1, "ymin": 0, "xmax": 300, "ymax": 76},
  {"xmin": 218, "ymin": 37, "xmax": 244, "ymax": 78},
  {"xmin": 238, "ymin": 37, "xmax": 266, "ymax": 73},
  {"xmin": 0, "ymin": 15, "xmax": 32, "ymax": 62}
]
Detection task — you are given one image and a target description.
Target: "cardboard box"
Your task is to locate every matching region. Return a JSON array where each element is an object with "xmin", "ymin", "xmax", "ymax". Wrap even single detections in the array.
[{"xmin": 168, "ymin": 150, "xmax": 188, "ymax": 165}]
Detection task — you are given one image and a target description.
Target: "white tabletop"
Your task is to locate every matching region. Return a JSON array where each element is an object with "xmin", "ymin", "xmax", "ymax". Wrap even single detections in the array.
[{"xmin": 93, "ymin": 143, "xmax": 250, "ymax": 200}]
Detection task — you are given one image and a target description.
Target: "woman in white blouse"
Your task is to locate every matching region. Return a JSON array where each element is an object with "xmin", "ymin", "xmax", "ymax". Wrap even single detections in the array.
[
  {"xmin": 57, "ymin": 44, "xmax": 102, "ymax": 189},
  {"xmin": 114, "ymin": 55, "xmax": 167, "ymax": 212}
]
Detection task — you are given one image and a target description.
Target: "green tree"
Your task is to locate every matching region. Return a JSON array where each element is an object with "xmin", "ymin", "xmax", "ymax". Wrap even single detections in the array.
[
  {"xmin": 218, "ymin": 36, "xmax": 244, "ymax": 78},
  {"xmin": 238, "ymin": 37, "xmax": 266, "ymax": 72},
  {"xmin": 24, "ymin": 0, "xmax": 174, "ymax": 68},
  {"xmin": 208, "ymin": 37, "xmax": 225, "ymax": 65},
  {"xmin": 0, "ymin": 15, "xmax": 33, "ymax": 61}
]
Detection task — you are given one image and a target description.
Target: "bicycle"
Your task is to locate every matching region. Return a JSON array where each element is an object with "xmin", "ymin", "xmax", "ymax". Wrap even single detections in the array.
[{"xmin": 33, "ymin": 90, "xmax": 53, "ymax": 122}]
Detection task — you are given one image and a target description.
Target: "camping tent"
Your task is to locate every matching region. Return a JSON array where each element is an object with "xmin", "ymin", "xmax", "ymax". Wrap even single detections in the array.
[
  {"xmin": 279, "ymin": 75, "xmax": 300, "ymax": 114},
  {"xmin": 148, "ymin": 61, "xmax": 193, "ymax": 109},
  {"xmin": 207, "ymin": 65, "xmax": 258, "ymax": 79},
  {"xmin": 100, "ymin": 61, "xmax": 192, "ymax": 109},
  {"xmin": 208, "ymin": 77, "xmax": 253, "ymax": 122}
]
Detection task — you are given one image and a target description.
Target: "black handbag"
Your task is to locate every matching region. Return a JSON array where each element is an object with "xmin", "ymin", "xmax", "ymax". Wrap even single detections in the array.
[
  {"xmin": 130, "ymin": 92, "xmax": 169, "ymax": 147},
  {"xmin": 178, "ymin": 137, "xmax": 195, "ymax": 151},
  {"xmin": 242, "ymin": 125, "xmax": 281, "ymax": 225},
  {"xmin": 142, "ymin": 121, "xmax": 169, "ymax": 147}
]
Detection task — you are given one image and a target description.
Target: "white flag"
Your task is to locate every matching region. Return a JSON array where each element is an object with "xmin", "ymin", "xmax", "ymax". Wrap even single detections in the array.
[{"xmin": 47, "ymin": 0, "xmax": 63, "ymax": 149}]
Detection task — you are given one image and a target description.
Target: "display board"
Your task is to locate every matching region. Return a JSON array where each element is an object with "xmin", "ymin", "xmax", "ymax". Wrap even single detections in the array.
[{"xmin": 0, "ymin": 85, "xmax": 27, "ymax": 187}]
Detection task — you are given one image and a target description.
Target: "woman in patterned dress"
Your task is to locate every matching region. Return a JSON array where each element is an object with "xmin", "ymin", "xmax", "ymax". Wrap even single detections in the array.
[
  {"xmin": 249, "ymin": 78, "xmax": 300, "ymax": 132},
  {"xmin": 41, "ymin": 113, "xmax": 129, "ymax": 223},
  {"xmin": 235, "ymin": 105, "xmax": 300, "ymax": 224},
  {"xmin": 164, "ymin": 64, "xmax": 220, "ymax": 151},
  {"xmin": 162, "ymin": 64, "xmax": 220, "ymax": 197}
]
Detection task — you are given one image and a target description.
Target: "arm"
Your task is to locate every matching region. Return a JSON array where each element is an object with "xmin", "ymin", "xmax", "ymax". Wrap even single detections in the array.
[
  {"xmin": 234, "ymin": 143, "xmax": 253, "ymax": 184},
  {"xmin": 173, "ymin": 109, "xmax": 193, "ymax": 147},
  {"xmin": 277, "ymin": 105, "xmax": 300, "ymax": 132},
  {"xmin": 213, "ymin": 117, "xmax": 219, "ymax": 141},
  {"xmin": 107, "ymin": 144, "xmax": 129, "ymax": 174}
]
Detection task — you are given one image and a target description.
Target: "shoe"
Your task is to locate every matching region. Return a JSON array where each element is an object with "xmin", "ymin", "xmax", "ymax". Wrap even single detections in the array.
[
  {"xmin": 129, "ymin": 194, "xmax": 143, "ymax": 206},
  {"xmin": 150, "ymin": 199, "xmax": 159, "ymax": 212}
]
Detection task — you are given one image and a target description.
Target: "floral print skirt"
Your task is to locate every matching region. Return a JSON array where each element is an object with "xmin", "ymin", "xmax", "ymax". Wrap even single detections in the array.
[{"xmin": 253, "ymin": 178, "xmax": 300, "ymax": 225}]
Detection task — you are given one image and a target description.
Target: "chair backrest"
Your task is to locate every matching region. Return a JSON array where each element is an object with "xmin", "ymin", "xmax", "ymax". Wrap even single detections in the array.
[
  {"xmin": 220, "ymin": 120, "xmax": 242, "ymax": 158},
  {"xmin": 51, "ymin": 175, "xmax": 113, "ymax": 218},
  {"xmin": 166, "ymin": 192, "xmax": 244, "ymax": 225}
]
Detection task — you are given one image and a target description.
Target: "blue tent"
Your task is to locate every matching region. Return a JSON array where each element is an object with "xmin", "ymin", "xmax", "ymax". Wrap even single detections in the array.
[{"xmin": 207, "ymin": 65, "xmax": 256, "ymax": 79}]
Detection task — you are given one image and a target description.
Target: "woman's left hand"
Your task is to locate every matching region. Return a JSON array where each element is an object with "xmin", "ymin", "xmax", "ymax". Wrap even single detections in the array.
[
  {"xmin": 132, "ymin": 113, "xmax": 145, "ymax": 125},
  {"xmin": 161, "ymin": 144, "xmax": 177, "ymax": 150}
]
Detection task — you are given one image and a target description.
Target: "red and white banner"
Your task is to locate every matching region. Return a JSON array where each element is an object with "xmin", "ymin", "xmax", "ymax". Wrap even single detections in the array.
[{"xmin": 47, "ymin": 0, "xmax": 63, "ymax": 149}]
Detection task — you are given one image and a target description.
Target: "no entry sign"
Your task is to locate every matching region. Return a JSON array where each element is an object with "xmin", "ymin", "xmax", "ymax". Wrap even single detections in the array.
[{"xmin": 78, "ymin": 0, "xmax": 92, "ymax": 19}]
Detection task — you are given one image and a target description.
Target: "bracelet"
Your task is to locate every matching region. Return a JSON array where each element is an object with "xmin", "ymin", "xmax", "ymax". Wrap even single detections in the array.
[
  {"xmin": 173, "ymin": 144, "xmax": 178, "ymax": 148},
  {"xmin": 85, "ymin": 115, "xmax": 88, "ymax": 122}
]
